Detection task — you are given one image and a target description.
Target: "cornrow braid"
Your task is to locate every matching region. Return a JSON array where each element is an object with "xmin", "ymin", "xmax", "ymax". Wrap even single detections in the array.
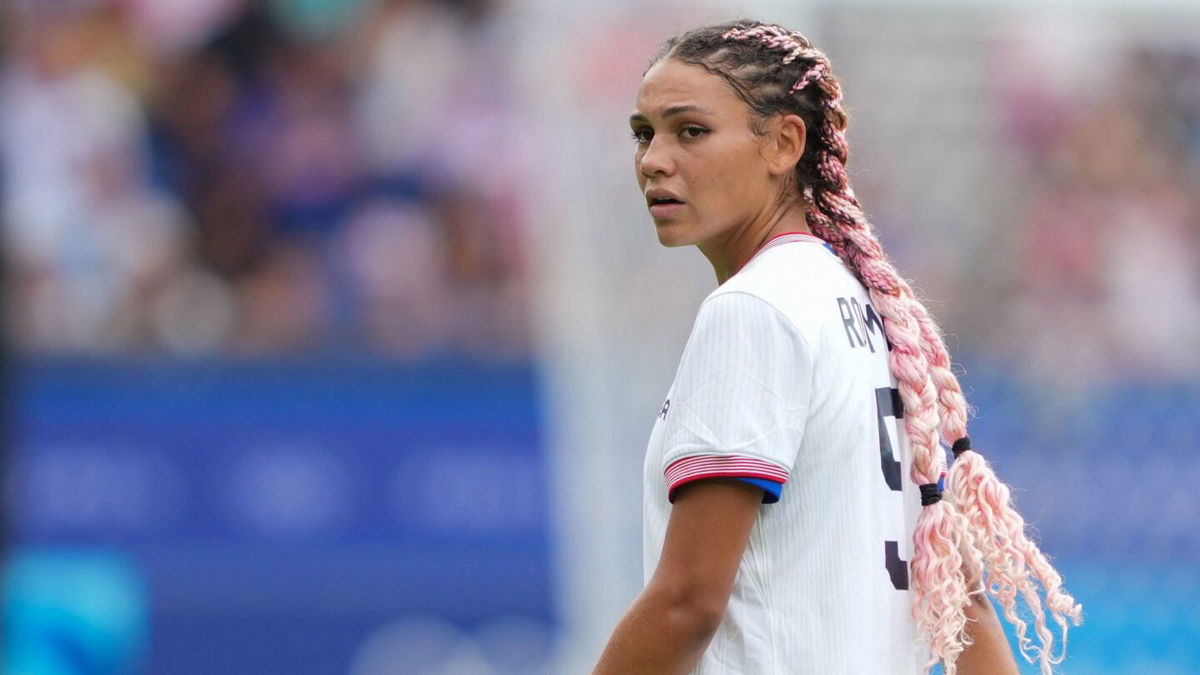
[
  {"xmin": 721, "ymin": 25, "xmax": 832, "ymax": 93},
  {"xmin": 652, "ymin": 20, "xmax": 1081, "ymax": 675}
]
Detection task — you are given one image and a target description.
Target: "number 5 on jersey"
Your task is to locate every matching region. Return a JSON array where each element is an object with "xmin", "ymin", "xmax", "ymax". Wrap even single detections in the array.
[{"xmin": 876, "ymin": 386, "xmax": 909, "ymax": 591}]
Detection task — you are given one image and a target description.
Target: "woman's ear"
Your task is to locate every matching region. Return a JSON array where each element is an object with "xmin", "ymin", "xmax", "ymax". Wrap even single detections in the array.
[{"xmin": 765, "ymin": 114, "xmax": 806, "ymax": 177}]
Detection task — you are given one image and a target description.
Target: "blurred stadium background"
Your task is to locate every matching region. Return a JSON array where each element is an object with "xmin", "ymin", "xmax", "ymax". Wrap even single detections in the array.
[{"xmin": 2, "ymin": 0, "xmax": 1198, "ymax": 673}]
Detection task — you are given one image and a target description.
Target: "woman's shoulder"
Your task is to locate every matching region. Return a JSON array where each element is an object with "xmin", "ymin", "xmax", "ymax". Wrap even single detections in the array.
[
  {"xmin": 707, "ymin": 243, "xmax": 862, "ymax": 339},
  {"xmin": 726, "ymin": 241, "xmax": 851, "ymax": 299}
]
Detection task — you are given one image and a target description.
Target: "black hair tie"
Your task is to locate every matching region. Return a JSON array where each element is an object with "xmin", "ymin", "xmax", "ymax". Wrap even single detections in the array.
[
  {"xmin": 919, "ymin": 482, "xmax": 942, "ymax": 507},
  {"xmin": 951, "ymin": 436, "xmax": 972, "ymax": 458}
]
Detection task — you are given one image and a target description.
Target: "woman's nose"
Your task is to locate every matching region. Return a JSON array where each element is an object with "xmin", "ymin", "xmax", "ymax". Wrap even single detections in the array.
[{"xmin": 639, "ymin": 138, "xmax": 674, "ymax": 177}]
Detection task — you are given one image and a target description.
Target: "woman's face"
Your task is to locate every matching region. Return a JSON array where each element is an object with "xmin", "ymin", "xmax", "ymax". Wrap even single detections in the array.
[{"xmin": 630, "ymin": 59, "xmax": 779, "ymax": 248}]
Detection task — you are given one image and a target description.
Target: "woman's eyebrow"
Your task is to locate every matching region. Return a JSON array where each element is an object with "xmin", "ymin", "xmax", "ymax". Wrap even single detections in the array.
[{"xmin": 629, "ymin": 105, "xmax": 714, "ymax": 125}]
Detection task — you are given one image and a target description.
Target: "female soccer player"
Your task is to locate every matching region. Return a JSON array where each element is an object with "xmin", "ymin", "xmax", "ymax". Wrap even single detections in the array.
[{"xmin": 593, "ymin": 21, "xmax": 1081, "ymax": 675}]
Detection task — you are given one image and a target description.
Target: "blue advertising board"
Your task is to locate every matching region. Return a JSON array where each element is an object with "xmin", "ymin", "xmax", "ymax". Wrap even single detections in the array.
[{"xmin": 7, "ymin": 359, "xmax": 555, "ymax": 674}]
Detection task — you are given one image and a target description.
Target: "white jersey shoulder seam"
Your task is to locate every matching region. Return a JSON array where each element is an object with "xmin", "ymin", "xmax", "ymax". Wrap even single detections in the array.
[{"xmin": 697, "ymin": 289, "xmax": 815, "ymax": 358}]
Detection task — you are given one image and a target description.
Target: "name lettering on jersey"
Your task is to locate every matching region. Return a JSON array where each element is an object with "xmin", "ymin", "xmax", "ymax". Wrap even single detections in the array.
[
  {"xmin": 836, "ymin": 297, "xmax": 890, "ymax": 353},
  {"xmin": 659, "ymin": 398, "xmax": 670, "ymax": 420}
]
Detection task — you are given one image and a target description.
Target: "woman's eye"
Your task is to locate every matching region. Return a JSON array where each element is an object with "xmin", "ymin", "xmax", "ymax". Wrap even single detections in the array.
[
  {"xmin": 681, "ymin": 126, "xmax": 709, "ymax": 139},
  {"xmin": 631, "ymin": 128, "xmax": 653, "ymax": 144}
]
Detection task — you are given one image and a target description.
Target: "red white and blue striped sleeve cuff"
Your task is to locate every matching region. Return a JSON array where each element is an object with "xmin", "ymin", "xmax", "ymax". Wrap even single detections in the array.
[{"xmin": 665, "ymin": 455, "xmax": 788, "ymax": 504}]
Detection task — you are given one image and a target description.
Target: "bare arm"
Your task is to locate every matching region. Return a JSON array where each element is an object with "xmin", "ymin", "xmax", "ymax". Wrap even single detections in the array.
[
  {"xmin": 592, "ymin": 479, "xmax": 763, "ymax": 675},
  {"xmin": 956, "ymin": 581, "xmax": 1020, "ymax": 675}
]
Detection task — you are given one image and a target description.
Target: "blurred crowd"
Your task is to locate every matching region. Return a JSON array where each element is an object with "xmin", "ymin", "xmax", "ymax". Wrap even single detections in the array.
[
  {"xmin": 823, "ymin": 12, "xmax": 1200, "ymax": 387},
  {"xmin": 4, "ymin": 1, "xmax": 1200, "ymax": 380},
  {"xmin": 996, "ymin": 39, "xmax": 1200, "ymax": 384},
  {"xmin": 1, "ymin": 0, "xmax": 529, "ymax": 359}
]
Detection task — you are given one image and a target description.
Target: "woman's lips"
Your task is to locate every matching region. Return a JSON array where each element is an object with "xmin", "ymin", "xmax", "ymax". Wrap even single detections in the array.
[{"xmin": 649, "ymin": 202, "xmax": 685, "ymax": 218}]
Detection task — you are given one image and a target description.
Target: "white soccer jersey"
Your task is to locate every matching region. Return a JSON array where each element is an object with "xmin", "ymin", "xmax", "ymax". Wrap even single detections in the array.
[{"xmin": 643, "ymin": 232, "xmax": 927, "ymax": 674}]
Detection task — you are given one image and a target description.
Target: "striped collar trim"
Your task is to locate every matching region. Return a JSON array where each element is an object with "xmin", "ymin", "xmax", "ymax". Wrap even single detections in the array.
[
  {"xmin": 757, "ymin": 231, "xmax": 825, "ymax": 255},
  {"xmin": 739, "ymin": 231, "xmax": 829, "ymax": 272}
]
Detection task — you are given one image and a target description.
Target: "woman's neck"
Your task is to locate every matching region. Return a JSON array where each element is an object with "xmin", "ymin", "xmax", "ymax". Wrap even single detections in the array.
[{"xmin": 700, "ymin": 200, "xmax": 812, "ymax": 285}]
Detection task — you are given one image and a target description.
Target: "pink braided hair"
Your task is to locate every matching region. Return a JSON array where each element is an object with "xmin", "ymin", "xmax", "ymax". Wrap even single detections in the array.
[
  {"xmin": 802, "ymin": 102, "xmax": 975, "ymax": 675},
  {"xmin": 717, "ymin": 23, "xmax": 1083, "ymax": 674}
]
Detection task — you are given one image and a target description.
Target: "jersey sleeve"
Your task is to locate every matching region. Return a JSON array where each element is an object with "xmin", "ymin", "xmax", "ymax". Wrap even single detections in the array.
[{"xmin": 661, "ymin": 291, "xmax": 813, "ymax": 504}]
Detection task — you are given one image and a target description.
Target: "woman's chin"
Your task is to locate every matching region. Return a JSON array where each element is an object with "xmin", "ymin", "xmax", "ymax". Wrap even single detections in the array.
[{"xmin": 653, "ymin": 220, "xmax": 698, "ymax": 248}]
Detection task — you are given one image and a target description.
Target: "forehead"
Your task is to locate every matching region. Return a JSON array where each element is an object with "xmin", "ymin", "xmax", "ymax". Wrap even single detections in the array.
[{"xmin": 634, "ymin": 59, "xmax": 743, "ymax": 116}]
